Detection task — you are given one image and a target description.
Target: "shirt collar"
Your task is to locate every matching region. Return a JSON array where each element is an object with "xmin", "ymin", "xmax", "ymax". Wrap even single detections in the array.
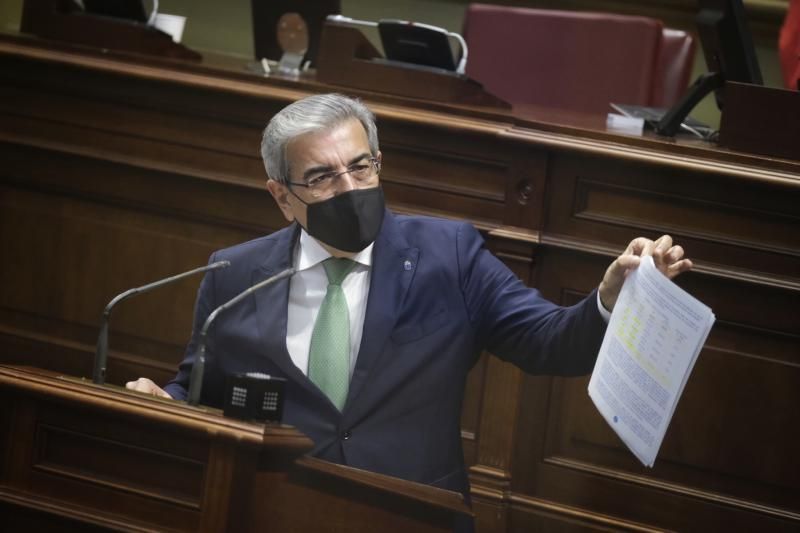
[{"xmin": 295, "ymin": 228, "xmax": 374, "ymax": 272}]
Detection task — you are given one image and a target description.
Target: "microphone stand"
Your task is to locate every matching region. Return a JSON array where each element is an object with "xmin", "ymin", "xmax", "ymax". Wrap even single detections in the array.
[
  {"xmin": 93, "ymin": 260, "xmax": 231, "ymax": 385},
  {"xmin": 186, "ymin": 267, "xmax": 295, "ymax": 406}
]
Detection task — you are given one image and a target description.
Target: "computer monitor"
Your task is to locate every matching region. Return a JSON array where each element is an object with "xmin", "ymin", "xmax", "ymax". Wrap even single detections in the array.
[
  {"xmin": 379, "ymin": 19, "xmax": 458, "ymax": 72},
  {"xmin": 656, "ymin": 0, "xmax": 763, "ymax": 136}
]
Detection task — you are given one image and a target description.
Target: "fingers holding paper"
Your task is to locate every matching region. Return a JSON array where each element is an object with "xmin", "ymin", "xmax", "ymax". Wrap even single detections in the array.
[{"xmin": 599, "ymin": 235, "xmax": 693, "ymax": 311}]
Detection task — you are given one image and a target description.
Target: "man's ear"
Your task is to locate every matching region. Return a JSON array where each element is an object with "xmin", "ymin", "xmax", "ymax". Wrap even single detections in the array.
[{"xmin": 266, "ymin": 179, "xmax": 295, "ymax": 222}]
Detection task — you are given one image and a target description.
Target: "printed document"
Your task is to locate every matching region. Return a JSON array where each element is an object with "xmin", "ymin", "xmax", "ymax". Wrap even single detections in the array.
[{"xmin": 588, "ymin": 255, "xmax": 715, "ymax": 467}]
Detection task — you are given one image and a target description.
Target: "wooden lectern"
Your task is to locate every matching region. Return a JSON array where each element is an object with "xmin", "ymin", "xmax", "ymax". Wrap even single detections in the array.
[
  {"xmin": 20, "ymin": 0, "xmax": 201, "ymax": 61},
  {"xmin": 316, "ymin": 19, "xmax": 509, "ymax": 109},
  {"xmin": 0, "ymin": 365, "xmax": 470, "ymax": 531},
  {"xmin": 718, "ymin": 81, "xmax": 800, "ymax": 162}
]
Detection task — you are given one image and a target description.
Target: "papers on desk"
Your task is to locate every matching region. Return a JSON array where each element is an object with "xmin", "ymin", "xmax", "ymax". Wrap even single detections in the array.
[
  {"xmin": 588, "ymin": 256, "xmax": 715, "ymax": 467},
  {"xmin": 606, "ymin": 113, "xmax": 645, "ymax": 136}
]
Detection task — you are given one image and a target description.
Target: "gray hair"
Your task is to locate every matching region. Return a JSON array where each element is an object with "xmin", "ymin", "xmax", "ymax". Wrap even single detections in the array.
[{"xmin": 260, "ymin": 93, "xmax": 379, "ymax": 184}]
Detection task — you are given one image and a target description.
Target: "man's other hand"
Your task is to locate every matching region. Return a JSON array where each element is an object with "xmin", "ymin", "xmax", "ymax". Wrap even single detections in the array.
[
  {"xmin": 125, "ymin": 377, "xmax": 172, "ymax": 399},
  {"xmin": 599, "ymin": 235, "xmax": 693, "ymax": 312}
]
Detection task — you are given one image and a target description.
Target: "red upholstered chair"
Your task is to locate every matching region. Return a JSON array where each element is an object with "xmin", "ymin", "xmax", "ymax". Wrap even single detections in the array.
[
  {"xmin": 463, "ymin": 4, "xmax": 695, "ymax": 113},
  {"xmin": 651, "ymin": 28, "xmax": 697, "ymax": 108}
]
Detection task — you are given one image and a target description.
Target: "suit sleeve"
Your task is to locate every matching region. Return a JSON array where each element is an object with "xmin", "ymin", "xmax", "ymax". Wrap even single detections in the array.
[{"xmin": 457, "ymin": 223, "xmax": 607, "ymax": 375}]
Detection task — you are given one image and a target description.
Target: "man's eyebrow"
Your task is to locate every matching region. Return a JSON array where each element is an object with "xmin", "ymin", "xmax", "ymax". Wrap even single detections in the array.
[
  {"xmin": 302, "ymin": 164, "xmax": 335, "ymax": 180},
  {"xmin": 347, "ymin": 153, "xmax": 372, "ymax": 166},
  {"xmin": 301, "ymin": 153, "xmax": 372, "ymax": 180}
]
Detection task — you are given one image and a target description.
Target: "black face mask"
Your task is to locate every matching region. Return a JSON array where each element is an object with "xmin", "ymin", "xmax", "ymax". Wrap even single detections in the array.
[{"xmin": 293, "ymin": 187, "xmax": 385, "ymax": 253}]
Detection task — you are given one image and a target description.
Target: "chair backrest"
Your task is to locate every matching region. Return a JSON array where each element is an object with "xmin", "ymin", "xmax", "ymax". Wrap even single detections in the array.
[
  {"xmin": 779, "ymin": 0, "xmax": 800, "ymax": 89},
  {"xmin": 463, "ymin": 4, "xmax": 693, "ymax": 113},
  {"xmin": 652, "ymin": 28, "xmax": 696, "ymax": 108}
]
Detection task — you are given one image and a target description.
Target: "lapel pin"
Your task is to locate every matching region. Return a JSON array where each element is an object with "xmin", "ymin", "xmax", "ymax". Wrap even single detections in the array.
[{"xmin": 403, "ymin": 259, "xmax": 413, "ymax": 271}]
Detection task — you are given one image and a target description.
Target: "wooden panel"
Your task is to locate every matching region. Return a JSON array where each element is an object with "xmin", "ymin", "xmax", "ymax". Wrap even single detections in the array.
[
  {"xmin": 381, "ymin": 143, "xmax": 509, "ymax": 227},
  {"xmin": 460, "ymin": 352, "xmax": 488, "ymax": 467},
  {"xmin": 378, "ymin": 116, "xmax": 543, "ymax": 230},
  {"xmin": 509, "ymin": 246, "xmax": 800, "ymax": 531},
  {"xmin": 542, "ymin": 280, "xmax": 799, "ymax": 499},
  {"xmin": 252, "ymin": 459, "xmax": 461, "ymax": 533},
  {"xmin": 0, "ymin": 498, "xmax": 111, "ymax": 533},
  {"xmin": 1, "ymin": 394, "xmax": 206, "ymax": 530},
  {"xmin": 0, "ymin": 149, "xmax": 272, "ymax": 385},
  {"xmin": 534, "ymin": 145, "xmax": 799, "ymax": 531},
  {"xmin": 33, "ymin": 416, "xmax": 206, "ymax": 506},
  {"xmin": 1, "ymin": 367, "xmax": 470, "ymax": 531},
  {"xmin": 544, "ymin": 151, "xmax": 800, "ymax": 280}
]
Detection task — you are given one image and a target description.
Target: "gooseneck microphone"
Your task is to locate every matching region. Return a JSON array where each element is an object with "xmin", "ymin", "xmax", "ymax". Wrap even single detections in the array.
[
  {"xmin": 186, "ymin": 267, "xmax": 296, "ymax": 406},
  {"xmin": 93, "ymin": 260, "xmax": 231, "ymax": 385}
]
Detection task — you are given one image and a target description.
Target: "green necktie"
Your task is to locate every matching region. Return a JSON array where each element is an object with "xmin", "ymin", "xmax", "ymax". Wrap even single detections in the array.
[{"xmin": 308, "ymin": 258, "xmax": 355, "ymax": 410}]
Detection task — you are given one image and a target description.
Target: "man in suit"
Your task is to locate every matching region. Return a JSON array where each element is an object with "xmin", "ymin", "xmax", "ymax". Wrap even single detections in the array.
[{"xmin": 127, "ymin": 93, "xmax": 691, "ymax": 522}]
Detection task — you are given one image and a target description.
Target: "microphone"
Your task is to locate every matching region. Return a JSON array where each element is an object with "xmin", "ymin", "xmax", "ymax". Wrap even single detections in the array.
[
  {"xmin": 93, "ymin": 260, "xmax": 231, "ymax": 385},
  {"xmin": 186, "ymin": 267, "xmax": 295, "ymax": 406}
]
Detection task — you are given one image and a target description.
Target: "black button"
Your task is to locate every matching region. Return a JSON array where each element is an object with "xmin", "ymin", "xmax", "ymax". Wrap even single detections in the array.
[{"xmin": 342, "ymin": 430, "xmax": 351, "ymax": 440}]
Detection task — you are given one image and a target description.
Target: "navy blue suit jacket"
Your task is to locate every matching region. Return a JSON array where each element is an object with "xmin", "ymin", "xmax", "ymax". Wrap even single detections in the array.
[{"xmin": 165, "ymin": 210, "xmax": 606, "ymax": 497}]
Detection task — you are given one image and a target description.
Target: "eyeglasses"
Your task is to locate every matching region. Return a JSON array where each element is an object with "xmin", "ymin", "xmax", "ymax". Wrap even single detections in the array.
[{"xmin": 288, "ymin": 157, "xmax": 380, "ymax": 199}]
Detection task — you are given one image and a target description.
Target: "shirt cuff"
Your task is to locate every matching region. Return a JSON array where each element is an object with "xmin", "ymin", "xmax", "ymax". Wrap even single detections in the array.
[{"xmin": 596, "ymin": 290, "xmax": 612, "ymax": 323}]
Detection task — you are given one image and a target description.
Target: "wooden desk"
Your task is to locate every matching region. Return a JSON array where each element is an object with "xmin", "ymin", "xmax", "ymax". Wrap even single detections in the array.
[
  {"xmin": 0, "ymin": 32, "xmax": 798, "ymax": 532},
  {"xmin": 0, "ymin": 365, "xmax": 469, "ymax": 531}
]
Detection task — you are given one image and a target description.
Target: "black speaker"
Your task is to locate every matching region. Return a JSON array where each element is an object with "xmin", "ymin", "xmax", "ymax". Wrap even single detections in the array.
[{"xmin": 224, "ymin": 372, "xmax": 287, "ymax": 423}]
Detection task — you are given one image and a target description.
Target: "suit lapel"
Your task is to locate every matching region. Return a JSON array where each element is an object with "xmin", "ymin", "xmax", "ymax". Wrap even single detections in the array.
[
  {"xmin": 345, "ymin": 211, "xmax": 418, "ymax": 410},
  {"xmin": 251, "ymin": 224, "xmax": 327, "ymax": 402}
]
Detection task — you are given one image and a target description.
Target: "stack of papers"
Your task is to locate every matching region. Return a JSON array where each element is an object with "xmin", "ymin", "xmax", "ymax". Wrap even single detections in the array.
[{"xmin": 588, "ymin": 255, "xmax": 715, "ymax": 467}]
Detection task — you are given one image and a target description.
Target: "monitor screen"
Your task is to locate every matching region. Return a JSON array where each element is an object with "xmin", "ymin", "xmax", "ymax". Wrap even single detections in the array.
[
  {"xmin": 378, "ymin": 20, "xmax": 457, "ymax": 72},
  {"xmin": 656, "ymin": 0, "xmax": 763, "ymax": 136},
  {"xmin": 697, "ymin": 0, "xmax": 763, "ymax": 108}
]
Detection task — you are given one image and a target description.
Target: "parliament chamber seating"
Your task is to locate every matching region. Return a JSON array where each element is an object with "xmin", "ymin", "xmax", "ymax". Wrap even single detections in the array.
[
  {"xmin": 463, "ymin": 3, "xmax": 695, "ymax": 112},
  {"xmin": 651, "ymin": 27, "xmax": 697, "ymax": 107}
]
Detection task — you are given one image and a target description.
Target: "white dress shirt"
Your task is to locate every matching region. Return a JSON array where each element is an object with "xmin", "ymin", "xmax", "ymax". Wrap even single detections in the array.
[
  {"xmin": 286, "ymin": 229, "xmax": 373, "ymax": 378},
  {"xmin": 597, "ymin": 291, "xmax": 611, "ymax": 322}
]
